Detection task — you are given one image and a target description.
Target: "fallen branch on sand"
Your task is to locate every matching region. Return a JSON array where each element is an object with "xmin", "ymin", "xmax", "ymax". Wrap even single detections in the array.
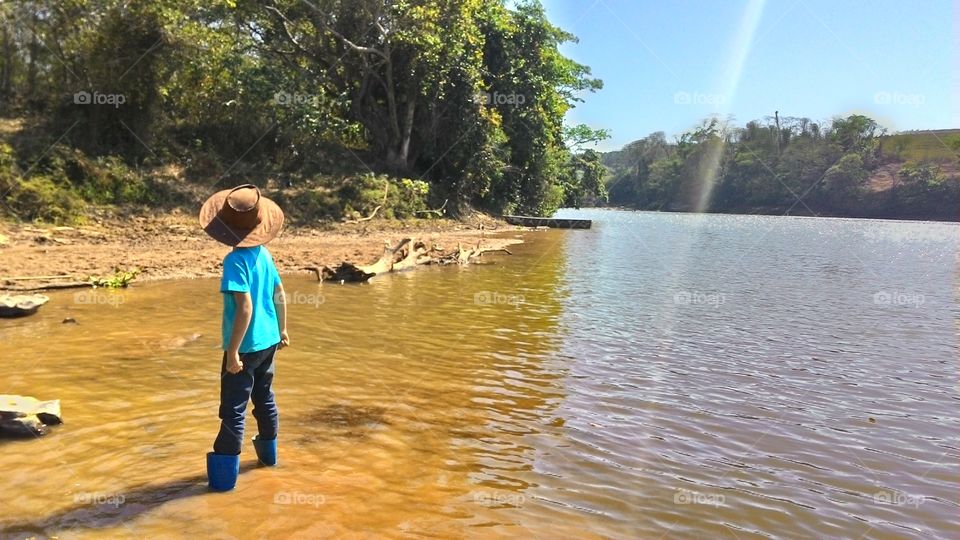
[
  {"xmin": 2, "ymin": 275, "xmax": 79, "ymax": 281},
  {"xmin": 342, "ymin": 181, "xmax": 390, "ymax": 224},
  {"xmin": 414, "ymin": 198, "xmax": 448, "ymax": 217},
  {"xmin": 2, "ymin": 281, "xmax": 91, "ymax": 292},
  {"xmin": 342, "ymin": 204, "xmax": 381, "ymax": 224},
  {"xmin": 304, "ymin": 237, "xmax": 514, "ymax": 283}
]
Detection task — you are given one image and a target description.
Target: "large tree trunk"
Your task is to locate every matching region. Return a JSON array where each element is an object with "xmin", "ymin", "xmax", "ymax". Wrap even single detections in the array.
[
  {"xmin": 0, "ymin": 24, "xmax": 12, "ymax": 101},
  {"xmin": 307, "ymin": 237, "xmax": 514, "ymax": 283},
  {"xmin": 399, "ymin": 96, "xmax": 415, "ymax": 167}
]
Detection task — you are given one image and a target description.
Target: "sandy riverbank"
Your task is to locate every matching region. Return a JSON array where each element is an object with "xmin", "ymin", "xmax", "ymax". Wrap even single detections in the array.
[{"xmin": 0, "ymin": 212, "xmax": 524, "ymax": 291}]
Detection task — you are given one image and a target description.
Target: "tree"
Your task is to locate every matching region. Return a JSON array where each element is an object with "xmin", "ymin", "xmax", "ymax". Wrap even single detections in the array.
[
  {"xmin": 830, "ymin": 114, "xmax": 882, "ymax": 154},
  {"xmin": 822, "ymin": 153, "xmax": 867, "ymax": 209},
  {"xmin": 564, "ymin": 149, "xmax": 605, "ymax": 207},
  {"xmin": 1, "ymin": 0, "xmax": 607, "ymax": 218}
]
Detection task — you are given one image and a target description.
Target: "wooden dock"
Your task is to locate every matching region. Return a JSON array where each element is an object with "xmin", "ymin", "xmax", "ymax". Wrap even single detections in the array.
[{"xmin": 504, "ymin": 215, "xmax": 592, "ymax": 229}]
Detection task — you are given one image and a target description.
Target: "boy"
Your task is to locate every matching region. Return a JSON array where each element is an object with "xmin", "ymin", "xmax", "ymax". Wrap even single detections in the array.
[{"xmin": 199, "ymin": 184, "xmax": 290, "ymax": 491}]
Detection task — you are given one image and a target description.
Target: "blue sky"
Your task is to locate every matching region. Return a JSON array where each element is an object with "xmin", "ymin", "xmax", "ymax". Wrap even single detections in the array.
[{"xmin": 540, "ymin": 0, "xmax": 955, "ymax": 151}]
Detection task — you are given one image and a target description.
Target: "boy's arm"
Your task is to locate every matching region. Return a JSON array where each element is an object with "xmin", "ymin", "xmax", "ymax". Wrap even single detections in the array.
[
  {"xmin": 274, "ymin": 282, "xmax": 289, "ymax": 349},
  {"xmin": 225, "ymin": 292, "xmax": 253, "ymax": 373}
]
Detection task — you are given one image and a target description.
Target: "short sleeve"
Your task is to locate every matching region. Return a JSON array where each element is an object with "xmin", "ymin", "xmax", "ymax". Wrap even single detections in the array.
[{"xmin": 221, "ymin": 252, "xmax": 250, "ymax": 293}]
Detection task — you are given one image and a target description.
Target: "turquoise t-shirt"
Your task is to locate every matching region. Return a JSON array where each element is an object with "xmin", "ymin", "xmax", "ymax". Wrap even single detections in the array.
[{"xmin": 220, "ymin": 246, "xmax": 282, "ymax": 353}]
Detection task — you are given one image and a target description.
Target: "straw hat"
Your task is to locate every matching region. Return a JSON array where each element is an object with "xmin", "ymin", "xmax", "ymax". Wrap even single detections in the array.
[{"xmin": 199, "ymin": 184, "xmax": 284, "ymax": 247}]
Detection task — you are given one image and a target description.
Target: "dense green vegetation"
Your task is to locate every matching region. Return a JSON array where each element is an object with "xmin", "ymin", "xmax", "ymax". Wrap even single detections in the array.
[
  {"xmin": 0, "ymin": 0, "xmax": 606, "ymax": 223},
  {"xmin": 603, "ymin": 115, "xmax": 959, "ymax": 220}
]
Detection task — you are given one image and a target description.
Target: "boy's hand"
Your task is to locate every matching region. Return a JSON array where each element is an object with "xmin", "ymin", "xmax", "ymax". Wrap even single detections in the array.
[
  {"xmin": 226, "ymin": 350, "xmax": 244, "ymax": 374},
  {"xmin": 279, "ymin": 330, "xmax": 290, "ymax": 349}
]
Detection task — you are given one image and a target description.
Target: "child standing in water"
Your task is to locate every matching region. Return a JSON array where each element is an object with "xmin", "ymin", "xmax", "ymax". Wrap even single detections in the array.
[{"xmin": 199, "ymin": 184, "xmax": 290, "ymax": 491}]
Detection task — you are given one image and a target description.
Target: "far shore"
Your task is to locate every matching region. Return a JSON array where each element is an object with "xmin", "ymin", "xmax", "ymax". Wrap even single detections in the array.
[
  {"xmin": 0, "ymin": 213, "xmax": 525, "ymax": 292},
  {"xmin": 580, "ymin": 204, "xmax": 960, "ymax": 223}
]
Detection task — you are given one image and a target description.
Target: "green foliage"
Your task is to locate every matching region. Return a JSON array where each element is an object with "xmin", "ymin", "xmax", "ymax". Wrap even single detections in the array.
[
  {"xmin": 280, "ymin": 188, "xmax": 345, "ymax": 222},
  {"xmin": 565, "ymin": 124, "xmax": 612, "ymax": 152},
  {"xmin": 830, "ymin": 114, "xmax": 883, "ymax": 154},
  {"xmin": 274, "ymin": 173, "xmax": 432, "ymax": 223},
  {"xmin": 898, "ymin": 162, "xmax": 945, "ymax": 186},
  {"xmin": 948, "ymin": 135, "xmax": 960, "ymax": 154},
  {"xmin": 49, "ymin": 149, "xmax": 154, "ymax": 205},
  {"xmin": 89, "ymin": 267, "xmax": 140, "ymax": 288},
  {"xmin": 339, "ymin": 174, "xmax": 431, "ymax": 219},
  {"xmin": 822, "ymin": 153, "xmax": 867, "ymax": 207},
  {"xmin": 1, "ymin": 175, "xmax": 83, "ymax": 224},
  {"xmin": 605, "ymin": 114, "xmax": 958, "ymax": 219},
  {"xmin": 0, "ymin": 0, "xmax": 604, "ymax": 222},
  {"xmin": 564, "ymin": 150, "xmax": 606, "ymax": 207}
]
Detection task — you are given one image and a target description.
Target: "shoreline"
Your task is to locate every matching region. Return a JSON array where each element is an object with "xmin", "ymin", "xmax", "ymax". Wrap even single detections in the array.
[
  {"xmin": 0, "ymin": 213, "xmax": 525, "ymax": 292},
  {"xmin": 578, "ymin": 205, "xmax": 960, "ymax": 224},
  {"xmin": 583, "ymin": 204, "xmax": 960, "ymax": 223}
]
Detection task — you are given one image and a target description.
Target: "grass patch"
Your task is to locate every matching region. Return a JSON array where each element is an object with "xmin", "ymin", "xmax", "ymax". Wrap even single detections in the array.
[
  {"xmin": 89, "ymin": 267, "xmax": 140, "ymax": 288},
  {"xmin": 882, "ymin": 129, "xmax": 960, "ymax": 162}
]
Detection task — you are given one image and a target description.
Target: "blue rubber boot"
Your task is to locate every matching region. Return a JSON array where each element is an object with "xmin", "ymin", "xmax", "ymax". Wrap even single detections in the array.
[
  {"xmin": 252, "ymin": 436, "xmax": 278, "ymax": 466},
  {"xmin": 207, "ymin": 452, "xmax": 240, "ymax": 491}
]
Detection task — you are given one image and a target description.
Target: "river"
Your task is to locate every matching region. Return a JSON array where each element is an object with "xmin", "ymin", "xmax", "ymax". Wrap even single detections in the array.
[{"xmin": 1, "ymin": 209, "xmax": 957, "ymax": 539}]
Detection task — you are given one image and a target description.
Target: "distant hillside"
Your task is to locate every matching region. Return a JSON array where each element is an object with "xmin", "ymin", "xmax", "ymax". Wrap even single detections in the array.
[{"xmin": 599, "ymin": 116, "xmax": 959, "ymax": 221}]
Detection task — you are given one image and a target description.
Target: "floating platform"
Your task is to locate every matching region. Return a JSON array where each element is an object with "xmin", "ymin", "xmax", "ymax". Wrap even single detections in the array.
[{"xmin": 504, "ymin": 215, "xmax": 592, "ymax": 229}]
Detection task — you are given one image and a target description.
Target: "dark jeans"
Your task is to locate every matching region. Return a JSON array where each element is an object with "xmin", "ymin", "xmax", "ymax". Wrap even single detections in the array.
[{"xmin": 213, "ymin": 343, "xmax": 279, "ymax": 455}]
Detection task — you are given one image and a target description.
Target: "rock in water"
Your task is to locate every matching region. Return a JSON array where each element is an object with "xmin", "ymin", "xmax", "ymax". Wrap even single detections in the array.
[
  {"xmin": 0, "ymin": 414, "xmax": 48, "ymax": 437},
  {"xmin": 0, "ymin": 294, "xmax": 50, "ymax": 318},
  {"xmin": 0, "ymin": 395, "xmax": 62, "ymax": 438}
]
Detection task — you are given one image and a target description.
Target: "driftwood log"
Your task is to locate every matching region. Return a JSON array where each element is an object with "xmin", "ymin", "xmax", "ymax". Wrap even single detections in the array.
[
  {"xmin": 305, "ymin": 237, "xmax": 512, "ymax": 283},
  {"xmin": 0, "ymin": 395, "xmax": 62, "ymax": 438}
]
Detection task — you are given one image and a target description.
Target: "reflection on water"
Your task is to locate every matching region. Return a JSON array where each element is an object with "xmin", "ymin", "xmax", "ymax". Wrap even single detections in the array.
[{"xmin": 2, "ymin": 210, "xmax": 959, "ymax": 539}]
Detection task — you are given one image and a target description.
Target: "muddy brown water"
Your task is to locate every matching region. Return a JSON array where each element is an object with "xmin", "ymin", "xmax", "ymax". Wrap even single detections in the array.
[{"xmin": 1, "ymin": 209, "xmax": 957, "ymax": 539}]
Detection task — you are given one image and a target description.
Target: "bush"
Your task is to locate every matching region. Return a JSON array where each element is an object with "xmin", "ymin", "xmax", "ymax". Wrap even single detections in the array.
[
  {"xmin": 336, "ymin": 174, "xmax": 431, "ymax": 220},
  {"xmin": 3, "ymin": 175, "xmax": 82, "ymax": 223},
  {"xmin": 0, "ymin": 141, "xmax": 164, "ymax": 222},
  {"xmin": 898, "ymin": 161, "xmax": 945, "ymax": 186},
  {"xmin": 46, "ymin": 148, "xmax": 154, "ymax": 205},
  {"xmin": 285, "ymin": 188, "xmax": 344, "ymax": 222}
]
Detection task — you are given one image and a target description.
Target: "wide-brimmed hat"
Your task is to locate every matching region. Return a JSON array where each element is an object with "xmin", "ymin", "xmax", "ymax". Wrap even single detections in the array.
[{"xmin": 199, "ymin": 184, "xmax": 284, "ymax": 247}]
